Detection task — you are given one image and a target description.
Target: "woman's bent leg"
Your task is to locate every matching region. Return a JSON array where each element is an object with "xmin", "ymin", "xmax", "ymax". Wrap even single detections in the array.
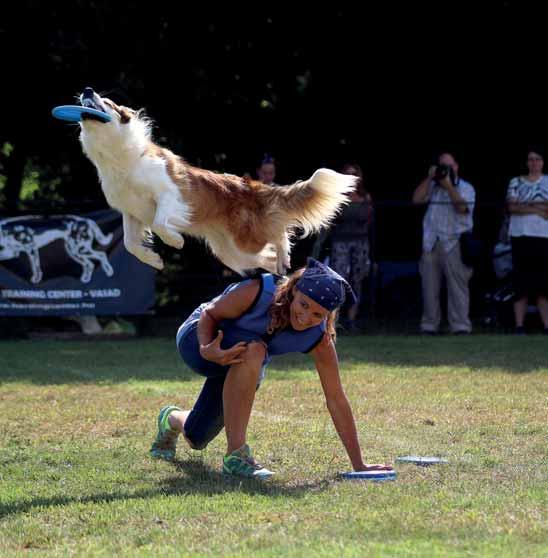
[
  {"xmin": 222, "ymin": 342, "xmax": 266, "ymax": 454},
  {"xmin": 180, "ymin": 376, "xmax": 227, "ymax": 450}
]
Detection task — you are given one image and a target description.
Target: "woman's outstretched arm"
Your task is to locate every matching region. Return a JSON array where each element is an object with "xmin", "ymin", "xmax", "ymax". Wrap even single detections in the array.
[{"xmin": 311, "ymin": 334, "xmax": 391, "ymax": 471}]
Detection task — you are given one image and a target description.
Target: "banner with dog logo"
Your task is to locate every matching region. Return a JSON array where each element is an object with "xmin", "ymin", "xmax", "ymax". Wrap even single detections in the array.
[{"xmin": 0, "ymin": 209, "xmax": 155, "ymax": 316}]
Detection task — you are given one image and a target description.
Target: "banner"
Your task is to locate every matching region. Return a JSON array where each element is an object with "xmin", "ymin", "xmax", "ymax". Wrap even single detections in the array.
[{"xmin": 0, "ymin": 209, "xmax": 155, "ymax": 316}]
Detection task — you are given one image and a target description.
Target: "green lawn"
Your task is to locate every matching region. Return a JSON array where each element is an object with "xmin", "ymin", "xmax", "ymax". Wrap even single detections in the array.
[{"xmin": 1, "ymin": 335, "xmax": 547, "ymax": 557}]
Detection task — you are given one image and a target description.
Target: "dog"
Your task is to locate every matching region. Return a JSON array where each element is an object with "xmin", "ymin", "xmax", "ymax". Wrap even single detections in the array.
[{"xmin": 78, "ymin": 87, "xmax": 356, "ymax": 275}]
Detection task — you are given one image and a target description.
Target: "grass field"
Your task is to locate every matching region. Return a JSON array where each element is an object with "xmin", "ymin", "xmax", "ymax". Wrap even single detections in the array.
[{"xmin": 1, "ymin": 335, "xmax": 547, "ymax": 557}]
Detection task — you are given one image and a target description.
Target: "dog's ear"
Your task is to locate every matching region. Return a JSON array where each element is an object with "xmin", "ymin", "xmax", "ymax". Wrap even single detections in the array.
[
  {"xmin": 118, "ymin": 106, "xmax": 133, "ymax": 124},
  {"xmin": 103, "ymin": 98, "xmax": 134, "ymax": 124}
]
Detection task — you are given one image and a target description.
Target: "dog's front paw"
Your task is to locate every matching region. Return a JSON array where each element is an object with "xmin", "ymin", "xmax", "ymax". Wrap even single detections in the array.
[
  {"xmin": 152, "ymin": 225, "xmax": 185, "ymax": 250},
  {"xmin": 164, "ymin": 232, "xmax": 185, "ymax": 250},
  {"xmin": 137, "ymin": 250, "xmax": 164, "ymax": 270}
]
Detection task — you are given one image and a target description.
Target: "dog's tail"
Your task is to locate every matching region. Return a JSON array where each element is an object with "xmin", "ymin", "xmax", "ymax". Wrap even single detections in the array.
[{"xmin": 265, "ymin": 169, "xmax": 357, "ymax": 236}]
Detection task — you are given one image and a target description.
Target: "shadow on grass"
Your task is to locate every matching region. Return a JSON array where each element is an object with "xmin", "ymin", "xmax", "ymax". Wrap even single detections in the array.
[
  {"xmin": 0, "ymin": 338, "xmax": 195, "ymax": 385},
  {"xmin": 170, "ymin": 458, "xmax": 330, "ymax": 495},
  {"xmin": 0, "ymin": 460, "xmax": 330, "ymax": 518},
  {"xmin": 1, "ymin": 335, "xmax": 546, "ymax": 386},
  {"xmin": 330, "ymin": 335, "xmax": 548, "ymax": 375}
]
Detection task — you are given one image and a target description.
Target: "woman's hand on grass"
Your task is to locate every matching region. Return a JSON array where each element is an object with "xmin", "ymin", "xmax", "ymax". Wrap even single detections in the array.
[{"xmin": 355, "ymin": 462, "xmax": 393, "ymax": 472}]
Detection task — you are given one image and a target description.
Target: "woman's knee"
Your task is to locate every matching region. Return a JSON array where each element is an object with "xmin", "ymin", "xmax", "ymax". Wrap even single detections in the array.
[
  {"xmin": 241, "ymin": 341, "xmax": 267, "ymax": 364},
  {"xmin": 184, "ymin": 422, "xmax": 223, "ymax": 450},
  {"xmin": 184, "ymin": 432, "xmax": 209, "ymax": 450}
]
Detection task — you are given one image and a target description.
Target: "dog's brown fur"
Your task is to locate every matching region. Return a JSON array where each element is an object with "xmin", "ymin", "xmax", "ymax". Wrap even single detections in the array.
[{"xmin": 79, "ymin": 90, "xmax": 357, "ymax": 274}]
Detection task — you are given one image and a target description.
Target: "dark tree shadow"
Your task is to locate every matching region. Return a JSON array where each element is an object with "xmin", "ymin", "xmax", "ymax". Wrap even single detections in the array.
[{"xmin": 1, "ymin": 334, "xmax": 545, "ymax": 387}]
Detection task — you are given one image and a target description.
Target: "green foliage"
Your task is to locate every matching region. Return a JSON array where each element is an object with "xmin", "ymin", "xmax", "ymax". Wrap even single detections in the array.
[
  {"xmin": 0, "ymin": 142, "xmax": 10, "ymax": 203},
  {"xmin": 1, "ymin": 142, "xmax": 13, "ymax": 157},
  {"xmin": 19, "ymin": 165, "xmax": 40, "ymax": 201}
]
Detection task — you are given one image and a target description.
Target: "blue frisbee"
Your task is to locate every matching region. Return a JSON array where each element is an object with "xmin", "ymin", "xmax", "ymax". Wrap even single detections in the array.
[
  {"xmin": 52, "ymin": 105, "xmax": 111, "ymax": 123},
  {"xmin": 395, "ymin": 456, "xmax": 448, "ymax": 467},
  {"xmin": 339, "ymin": 470, "xmax": 397, "ymax": 482}
]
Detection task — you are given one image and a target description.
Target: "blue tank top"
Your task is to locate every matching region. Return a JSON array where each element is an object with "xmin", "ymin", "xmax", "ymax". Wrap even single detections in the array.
[
  {"xmin": 177, "ymin": 274, "xmax": 325, "ymax": 361},
  {"xmin": 220, "ymin": 273, "xmax": 325, "ymax": 356}
]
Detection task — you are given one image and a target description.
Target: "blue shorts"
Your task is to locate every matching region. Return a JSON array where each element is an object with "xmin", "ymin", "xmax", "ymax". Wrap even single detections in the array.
[
  {"xmin": 177, "ymin": 317, "xmax": 231, "ymax": 379},
  {"xmin": 176, "ymin": 311, "xmax": 267, "ymax": 449}
]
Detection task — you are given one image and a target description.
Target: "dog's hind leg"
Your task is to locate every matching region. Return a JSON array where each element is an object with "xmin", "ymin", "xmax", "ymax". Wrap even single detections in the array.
[
  {"xmin": 206, "ymin": 231, "xmax": 279, "ymax": 275},
  {"xmin": 151, "ymin": 192, "xmax": 189, "ymax": 250},
  {"xmin": 275, "ymin": 232, "xmax": 291, "ymax": 275},
  {"xmin": 123, "ymin": 213, "xmax": 164, "ymax": 270}
]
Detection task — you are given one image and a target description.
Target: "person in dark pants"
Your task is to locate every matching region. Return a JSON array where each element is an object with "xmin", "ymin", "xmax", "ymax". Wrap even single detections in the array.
[
  {"xmin": 506, "ymin": 148, "xmax": 548, "ymax": 333},
  {"xmin": 150, "ymin": 258, "xmax": 393, "ymax": 478}
]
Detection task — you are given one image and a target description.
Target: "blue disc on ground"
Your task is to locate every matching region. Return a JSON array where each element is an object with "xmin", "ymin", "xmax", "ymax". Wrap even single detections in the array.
[
  {"xmin": 339, "ymin": 470, "xmax": 397, "ymax": 481},
  {"xmin": 52, "ymin": 105, "xmax": 111, "ymax": 123},
  {"xmin": 395, "ymin": 456, "xmax": 448, "ymax": 466}
]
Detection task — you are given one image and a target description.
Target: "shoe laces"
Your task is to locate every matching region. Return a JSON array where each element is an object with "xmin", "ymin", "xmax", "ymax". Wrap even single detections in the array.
[
  {"xmin": 233, "ymin": 446, "xmax": 264, "ymax": 470},
  {"xmin": 243, "ymin": 455, "xmax": 264, "ymax": 470}
]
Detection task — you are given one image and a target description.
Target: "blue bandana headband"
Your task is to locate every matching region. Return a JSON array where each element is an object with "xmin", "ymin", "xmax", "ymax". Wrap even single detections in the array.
[{"xmin": 295, "ymin": 258, "xmax": 357, "ymax": 311}]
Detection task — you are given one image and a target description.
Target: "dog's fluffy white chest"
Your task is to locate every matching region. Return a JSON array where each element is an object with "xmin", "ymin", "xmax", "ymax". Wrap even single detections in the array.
[{"xmin": 99, "ymin": 156, "xmax": 174, "ymax": 225}]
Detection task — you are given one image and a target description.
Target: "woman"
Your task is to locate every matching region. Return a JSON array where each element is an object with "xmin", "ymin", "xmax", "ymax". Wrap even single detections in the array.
[
  {"xmin": 506, "ymin": 148, "xmax": 548, "ymax": 333},
  {"xmin": 150, "ymin": 258, "xmax": 392, "ymax": 478},
  {"xmin": 327, "ymin": 163, "xmax": 375, "ymax": 332}
]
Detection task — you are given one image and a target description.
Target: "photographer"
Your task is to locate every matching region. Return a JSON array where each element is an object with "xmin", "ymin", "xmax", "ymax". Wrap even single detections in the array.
[{"xmin": 412, "ymin": 152, "xmax": 476, "ymax": 334}]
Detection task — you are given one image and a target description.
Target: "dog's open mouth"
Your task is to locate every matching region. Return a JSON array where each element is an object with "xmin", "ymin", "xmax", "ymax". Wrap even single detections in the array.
[{"xmin": 80, "ymin": 87, "xmax": 109, "ymax": 121}]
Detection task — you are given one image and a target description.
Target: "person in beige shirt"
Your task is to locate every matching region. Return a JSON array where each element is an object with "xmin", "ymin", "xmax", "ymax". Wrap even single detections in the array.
[{"xmin": 412, "ymin": 152, "xmax": 475, "ymax": 334}]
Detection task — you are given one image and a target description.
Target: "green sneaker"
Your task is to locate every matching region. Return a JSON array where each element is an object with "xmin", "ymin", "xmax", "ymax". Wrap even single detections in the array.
[
  {"xmin": 150, "ymin": 405, "xmax": 181, "ymax": 461},
  {"xmin": 222, "ymin": 444, "xmax": 275, "ymax": 479}
]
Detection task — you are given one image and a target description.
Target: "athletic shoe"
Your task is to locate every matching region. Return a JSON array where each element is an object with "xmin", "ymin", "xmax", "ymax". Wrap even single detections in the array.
[
  {"xmin": 150, "ymin": 405, "xmax": 181, "ymax": 461},
  {"xmin": 222, "ymin": 444, "xmax": 275, "ymax": 479}
]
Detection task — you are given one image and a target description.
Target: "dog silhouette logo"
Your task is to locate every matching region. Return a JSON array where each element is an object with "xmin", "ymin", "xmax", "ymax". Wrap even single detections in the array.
[{"xmin": 0, "ymin": 215, "xmax": 114, "ymax": 283}]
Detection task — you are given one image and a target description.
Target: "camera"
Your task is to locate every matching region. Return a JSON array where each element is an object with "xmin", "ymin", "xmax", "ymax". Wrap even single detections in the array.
[{"xmin": 433, "ymin": 164, "xmax": 456, "ymax": 185}]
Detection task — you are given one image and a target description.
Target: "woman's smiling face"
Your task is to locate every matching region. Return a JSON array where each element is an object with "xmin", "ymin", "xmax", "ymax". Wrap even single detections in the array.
[{"xmin": 289, "ymin": 287, "xmax": 330, "ymax": 330}]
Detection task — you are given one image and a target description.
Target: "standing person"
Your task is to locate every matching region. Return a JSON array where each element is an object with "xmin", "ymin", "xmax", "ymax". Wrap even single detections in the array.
[
  {"xmin": 412, "ymin": 152, "xmax": 476, "ymax": 334},
  {"xmin": 256, "ymin": 154, "xmax": 278, "ymax": 186},
  {"xmin": 150, "ymin": 258, "xmax": 393, "ymax": 478},
  {"xmin": 325, "ymin": 163, "xmax": 375, "ymax": 332},
  {"xmin": 506, "ymin": 147, "xmax": 548, "ymax": 334}
]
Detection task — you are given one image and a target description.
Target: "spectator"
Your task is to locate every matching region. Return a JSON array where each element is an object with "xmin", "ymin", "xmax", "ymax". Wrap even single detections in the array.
[
  {"xmin": 412, "ymin": 152, "xmax": 476, "ymax": 334},
  {"xmin": 315, "ymin": 163, "xmax": 374, "ymax": 332},
  {"xmin": 506, "ymin": 147, "xmax": 548, "ymax": 334},
  {"xmin": 256, "ymin": 154, "xmax": 278, "ymax": 186}
]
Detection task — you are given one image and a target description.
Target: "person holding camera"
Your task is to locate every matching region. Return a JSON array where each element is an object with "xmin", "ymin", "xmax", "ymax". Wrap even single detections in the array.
[{"xmin": 412, "ymin": 152, "xmax": 476, "ymax": 334}]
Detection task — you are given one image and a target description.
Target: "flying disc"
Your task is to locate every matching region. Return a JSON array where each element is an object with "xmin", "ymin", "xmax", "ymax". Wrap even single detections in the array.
[
  {"xmin": 395, "ymin": 456, "xmax": 448, "ymax": 466},
  {"xmin": 52, "ymin": 105, "xmax": 112, "ymax": 123},
  {"xmin": 339, "ymin": 470, "xmax": 397, "ymax": 482}
]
